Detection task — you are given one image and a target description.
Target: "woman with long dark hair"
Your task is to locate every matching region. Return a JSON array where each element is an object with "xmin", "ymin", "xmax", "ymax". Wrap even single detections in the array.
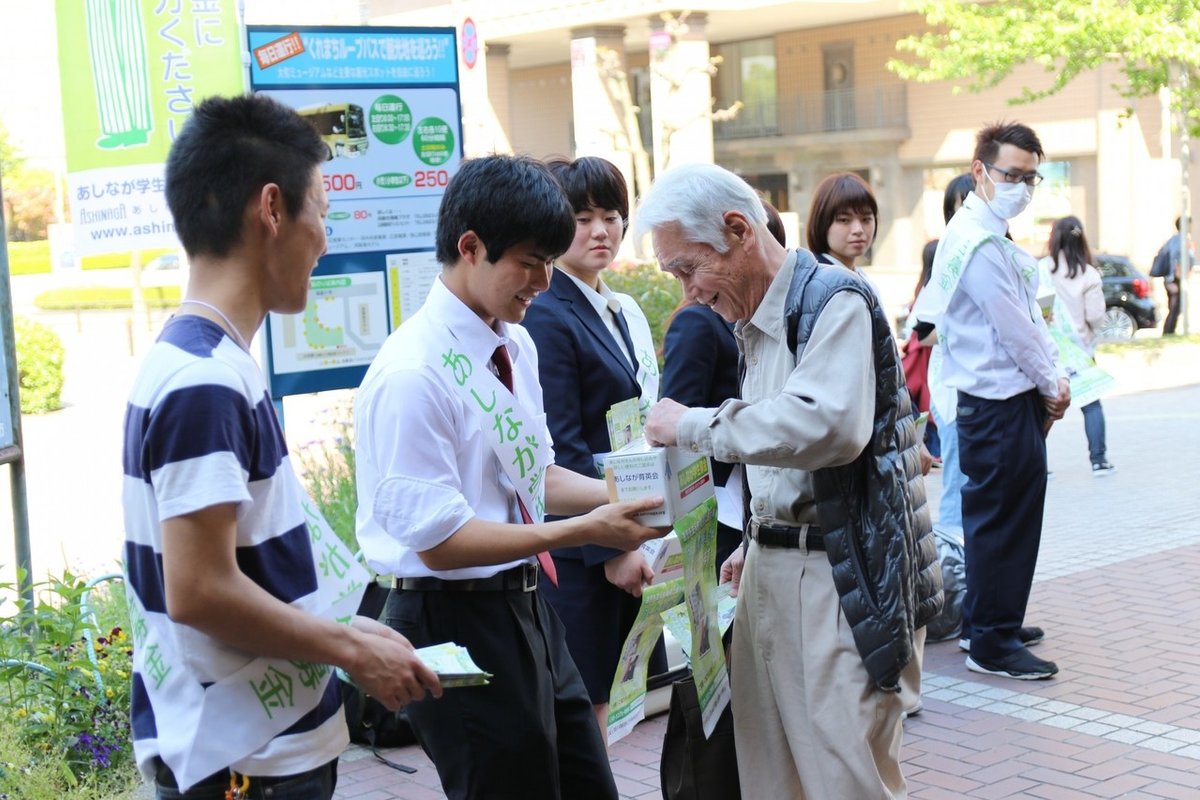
[{"xmin": 1043, "ymin": 216, "xmax": 1115, "ymax": 475}]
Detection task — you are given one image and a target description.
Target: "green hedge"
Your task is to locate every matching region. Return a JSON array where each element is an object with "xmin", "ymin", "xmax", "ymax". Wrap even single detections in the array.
[
  {"xmin": 79, "ymin": 247, "xmax": 173, "ymax": 271},
  {"xmin": 604, "ymin": 259, "xmax": 682, "ymax": 357},
  {"xmin": 0, "ymin": 573, "xmax": 141, "ymax": 797},
  {"xmin": 33, "ymin": 285, "xmax": 181, "ymax": 310},
  {"xmin": 1096, "ymin": 333, "xmax": 1200, "ymax": 352},
  {"xmin": 7, "ymin": 240, "xmax": 52, "ymax": 275},
  {"xmin": 15, "ymin": 317, "xmax": 65, "ymax": 414},
  {"xmin": 3, "ymin": 242, "xmax": 177, "ymax": 275}
]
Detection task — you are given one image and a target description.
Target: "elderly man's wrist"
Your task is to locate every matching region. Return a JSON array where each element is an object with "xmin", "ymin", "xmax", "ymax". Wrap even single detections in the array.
[{"xmin": 676, "ymin": 407, "xmax": 714, "ymax": 454}]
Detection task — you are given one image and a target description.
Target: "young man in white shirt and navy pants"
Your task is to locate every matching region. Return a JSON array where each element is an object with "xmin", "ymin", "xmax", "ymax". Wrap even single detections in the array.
[
  {"xmin": 354, "ymin": 155, "xmax": 665, "ymax": 800},
  {"xmin": 918, "ymin": 121, "xmax": 1070, "ymax": 681}
]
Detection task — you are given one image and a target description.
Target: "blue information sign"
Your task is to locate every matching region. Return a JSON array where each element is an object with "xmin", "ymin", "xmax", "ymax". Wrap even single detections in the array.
[{"xmin": 248, "ymin": 26, "xmax": 463, "ymax": 398}]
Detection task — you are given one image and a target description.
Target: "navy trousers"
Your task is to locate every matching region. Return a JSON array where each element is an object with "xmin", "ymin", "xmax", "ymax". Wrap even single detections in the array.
[
  {"xmin": 385, "ymin": 585, "xmax": 616, "ymax": 800},
  {"xmin": 956, "ymin": 389, "xmax": 1048, "ymax": 660}
]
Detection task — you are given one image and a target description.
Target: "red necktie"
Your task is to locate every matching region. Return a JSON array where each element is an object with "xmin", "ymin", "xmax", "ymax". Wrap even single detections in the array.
[{"xmin": 492, "ymin": 344, "xmax": 559, "ymax": 587}]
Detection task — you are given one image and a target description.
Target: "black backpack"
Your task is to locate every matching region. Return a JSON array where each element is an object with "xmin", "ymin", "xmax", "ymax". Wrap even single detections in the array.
[
  {"xmin": 925, "ymin": 526, "xmax": 967, "ymax": 642},
  {"xmin": 1150, "ymin": 247, "xmax": 1170, "ymax": 278},
  {"xmin": 341, "ymin": 580, "xmax": 419, "ymax": 771}
]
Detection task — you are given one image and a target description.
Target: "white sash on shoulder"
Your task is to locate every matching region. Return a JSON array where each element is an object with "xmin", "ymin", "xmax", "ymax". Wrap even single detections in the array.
[
  {"xmin": 129, "ymin": 495, "xmax": 369, "ymax": 791},
  {"xmin": 430, "ymin": 330, "xmax": 550, "ymax": 522},
  {"xmin": 913, "ymin": 230, "xmax": 1034, "ymax": 329},
  {"xmin": 914, "ymin": 230, "xmax": 1039, "ymax": 422}
]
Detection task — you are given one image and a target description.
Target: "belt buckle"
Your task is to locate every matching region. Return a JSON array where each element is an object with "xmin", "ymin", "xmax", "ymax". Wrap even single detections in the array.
[{"xmin": 522, "ymin": 562, "xmax": 539, "ymax": 592}]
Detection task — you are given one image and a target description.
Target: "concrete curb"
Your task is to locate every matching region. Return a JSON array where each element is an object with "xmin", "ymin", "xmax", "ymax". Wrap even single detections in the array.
[{"xmin": 1096, "ymin": 340, "xmax": 1200, "ymax": 396}]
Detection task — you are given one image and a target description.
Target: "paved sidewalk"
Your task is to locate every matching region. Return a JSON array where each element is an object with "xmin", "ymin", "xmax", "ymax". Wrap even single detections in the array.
[{"xmin": 334, "ymin": 385, "xmax": 1200, "ymax": 799}]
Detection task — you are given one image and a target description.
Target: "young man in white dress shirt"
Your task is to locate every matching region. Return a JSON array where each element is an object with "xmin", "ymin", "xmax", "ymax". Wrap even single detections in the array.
[
  {"xmin": 353, "ymin": 154, "xmax": 665, "ymax": 800},
  {"xmin": 916, "ymin": 121, "xmax": 1070, "ymax": 680}
]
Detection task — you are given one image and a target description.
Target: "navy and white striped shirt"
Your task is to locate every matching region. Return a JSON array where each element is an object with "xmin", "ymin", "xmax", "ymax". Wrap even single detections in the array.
[{"xmin": 122, "ymin": 315, "xmax": 345, "ymax": 779}]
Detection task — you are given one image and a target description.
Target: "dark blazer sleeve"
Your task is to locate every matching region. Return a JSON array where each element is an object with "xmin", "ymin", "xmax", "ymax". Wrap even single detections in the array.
[
  {"xmin": 523, "ymin": 302, "xmax": 593, "ymax": 478},
  {"xmin": 660, "ymin": 305, "xmax": 737, "ymax": 488},
  {"xmin": 661, "ymin": 306, "xmax": 721, "ymax": 407}
]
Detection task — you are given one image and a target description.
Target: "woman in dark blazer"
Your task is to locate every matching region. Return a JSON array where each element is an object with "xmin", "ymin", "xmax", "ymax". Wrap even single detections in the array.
[{"xmin": 522, "ymin": 156, "xmax": 664, "ymax": 742}]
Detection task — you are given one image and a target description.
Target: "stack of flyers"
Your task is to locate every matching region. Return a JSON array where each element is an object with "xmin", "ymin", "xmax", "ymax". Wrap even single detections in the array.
[
  {"xmin": 414, "ymin": 642, "xmax": 493, "ymax": 687},
  {"xmin": 606, "ymin": 396, "xmax": 643, "ymax": 451}
]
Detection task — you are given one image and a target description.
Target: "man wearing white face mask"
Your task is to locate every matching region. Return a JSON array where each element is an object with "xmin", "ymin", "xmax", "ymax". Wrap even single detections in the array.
[{"xmin": 913, "ymin": 121, "xmax": 1069, "ymax": 681}]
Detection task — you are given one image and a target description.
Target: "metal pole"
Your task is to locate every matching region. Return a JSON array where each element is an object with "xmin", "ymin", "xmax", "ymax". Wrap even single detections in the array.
[
  {"xmin": 1177, "ymin": 61, "xmax": 1192, "ymax": 336},
  {"xmin": 0, "ymin": 174, "xmax": 34, "ymax": 605}
]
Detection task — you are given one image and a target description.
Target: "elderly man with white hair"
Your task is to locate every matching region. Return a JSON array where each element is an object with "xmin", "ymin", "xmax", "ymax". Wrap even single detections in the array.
[{"xmin": 642, "ymin": 163, "xmax": 941, "ymax": 800}]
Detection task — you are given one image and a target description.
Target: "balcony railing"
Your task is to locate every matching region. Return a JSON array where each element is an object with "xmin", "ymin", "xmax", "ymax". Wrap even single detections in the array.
[{"xmin": 715, "ymin": 84, "xmax": 908, "ymax": 140}]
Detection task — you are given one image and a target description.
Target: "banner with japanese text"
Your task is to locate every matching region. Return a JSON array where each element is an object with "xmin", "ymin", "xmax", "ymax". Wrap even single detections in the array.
[
  {"xmin": 247, "ymin": 25, "xmax": 462, "ymax": 398},
  {"xmin": 55, "ymin": 0, "xmax": 243, "ymax": 256}
]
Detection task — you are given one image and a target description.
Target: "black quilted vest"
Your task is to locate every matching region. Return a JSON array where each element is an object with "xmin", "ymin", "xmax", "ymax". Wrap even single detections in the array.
[{"xmin": 785, "ymin": 250, "xmax": 944, "ymax": 691}]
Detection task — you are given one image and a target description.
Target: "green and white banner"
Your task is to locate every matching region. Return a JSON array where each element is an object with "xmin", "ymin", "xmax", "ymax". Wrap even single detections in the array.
[
  {"xmin": 55, "ymin": 0, "xmax": 243, "ymax": 256},
  {"xmin": 607, "ymin": 497, "xmax": 732, "ymax": 745}
]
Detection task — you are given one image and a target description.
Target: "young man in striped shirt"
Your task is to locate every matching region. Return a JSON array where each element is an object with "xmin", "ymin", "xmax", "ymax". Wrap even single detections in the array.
[{"xmin": 121, "ymin": 94, "xmax": 441, "ymax": 799}]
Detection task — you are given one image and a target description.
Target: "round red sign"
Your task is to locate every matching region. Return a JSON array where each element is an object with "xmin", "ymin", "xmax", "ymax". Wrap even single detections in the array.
[{"xmin": 462, "ymin": 18, "xmax": 479, "ymax": 69}]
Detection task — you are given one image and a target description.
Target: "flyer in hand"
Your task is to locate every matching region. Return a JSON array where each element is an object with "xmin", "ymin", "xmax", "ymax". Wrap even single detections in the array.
[
  {"xmin": 1038, "ymin": 262, "xmax": 1116, "ymax": 408},
  {"xmin": 606, "ymin": 495, "xmax": 731, "ymax": 746},
  {"xmin": 414, "ymin": 642, "xmax": 492, "ymax": 687}
]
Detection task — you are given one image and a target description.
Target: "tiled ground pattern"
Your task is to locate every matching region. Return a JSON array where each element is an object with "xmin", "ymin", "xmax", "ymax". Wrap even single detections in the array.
[{"xmin": 334, "ymin": 386, "xmax": 1200, "ymax": 799}]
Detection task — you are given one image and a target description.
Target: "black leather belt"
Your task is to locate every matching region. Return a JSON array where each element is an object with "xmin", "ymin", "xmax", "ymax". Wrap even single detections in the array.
[
  {"xmin": 153, "ymin": 758, "xmax": 336, "ymax": 790},
  {"xmin": 394, "ymin": 562, "xmax": 540, "ymax": 593},
  {"xmin": 749, "ymin": 523, "xmax": 824, "ymax": 550}
]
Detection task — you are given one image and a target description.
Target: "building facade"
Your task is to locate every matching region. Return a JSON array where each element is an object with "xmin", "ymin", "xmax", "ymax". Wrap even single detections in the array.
[{"xmin": 362, "ymin": 0, "xmax": 1190, "ymax": 273}]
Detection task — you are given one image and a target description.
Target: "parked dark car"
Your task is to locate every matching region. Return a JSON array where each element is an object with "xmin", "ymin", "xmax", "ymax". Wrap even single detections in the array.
[{"xmin": 1093, "ymin": 253, "xmax": 1157, "ymax": 340}]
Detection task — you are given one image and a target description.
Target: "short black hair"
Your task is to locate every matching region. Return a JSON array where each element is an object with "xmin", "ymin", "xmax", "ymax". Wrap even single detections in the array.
[
  {"xmin": 165, "ymin": 94, "xmax": 326, "ymax": 258},
  {"xmin": 973, "ymin": 121, "xmax": 1045, "ymax": 165},
  {"xmin": 806, "ymin": 172, "xmax": 877, "ymax": 256},
  {"xmin": 943, "ymin": 172, "xmax": 975, "ymax": 224},
  {"xmin": 435, "ymin": 155, "xmax": 574, "ymax": 266},
  {"xmin": 545, "ymin": 156, "xmax": 629, "ymax": 232}
]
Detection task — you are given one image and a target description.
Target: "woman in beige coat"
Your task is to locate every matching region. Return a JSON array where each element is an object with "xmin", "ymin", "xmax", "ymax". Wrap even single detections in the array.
[{"xmin": 1044, "ymin": 216, "xmax": 1115, "ymax": 475}]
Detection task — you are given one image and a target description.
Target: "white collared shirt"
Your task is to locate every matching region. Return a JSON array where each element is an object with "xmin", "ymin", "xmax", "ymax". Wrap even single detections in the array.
[
  {"xmin": 354, "ymin": 276, "xmax": 553, "ymax": 580},
  {"xmin": 939, "ymin": 193, "xmax": 1060, "ymax": 399},
  {"xmin": 558, "ymin": 267, "xmax": 660, "ymax": 403},
  {"xmin": 819, "ymin": 253, "xmax": 885, "ymax": 303},
  {"xmin": 560, "ymin": 268, "xmax": 635, "ymax": 368}
]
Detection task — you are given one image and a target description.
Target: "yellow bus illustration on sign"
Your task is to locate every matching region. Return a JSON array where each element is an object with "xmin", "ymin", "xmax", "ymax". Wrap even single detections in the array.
[{"xmin": 299, "ymin": 103, "xmax": 368, "ymax": 160}]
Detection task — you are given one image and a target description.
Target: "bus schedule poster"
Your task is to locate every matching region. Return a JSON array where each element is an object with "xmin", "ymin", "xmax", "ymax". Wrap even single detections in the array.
[{"xmin": 247, "ymin": 25, "xmax": 463, "ymax": 398}]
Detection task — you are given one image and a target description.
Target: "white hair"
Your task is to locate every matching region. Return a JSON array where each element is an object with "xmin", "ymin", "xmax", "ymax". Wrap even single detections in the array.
[{"xmin": 634, "ymin": 163, "xmax": 768, "ymax": 253}]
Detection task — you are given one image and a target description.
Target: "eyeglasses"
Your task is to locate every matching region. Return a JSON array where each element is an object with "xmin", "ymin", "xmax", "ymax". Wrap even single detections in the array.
[{"xmin": 983, "ymin": 161, "xmax": 1044, "ymax": 187}]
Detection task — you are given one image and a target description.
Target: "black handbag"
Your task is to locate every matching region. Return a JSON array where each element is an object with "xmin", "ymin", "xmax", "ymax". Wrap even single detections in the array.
[{"xmin": 659, "ymin": 672, "xmax": 740, "ymax": 800}]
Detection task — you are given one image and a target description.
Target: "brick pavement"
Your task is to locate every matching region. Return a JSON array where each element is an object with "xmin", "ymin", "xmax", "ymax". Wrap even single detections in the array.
[{"xmin": 334, "ymin": 385, "xmax": 1200, "ymax": 799}]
